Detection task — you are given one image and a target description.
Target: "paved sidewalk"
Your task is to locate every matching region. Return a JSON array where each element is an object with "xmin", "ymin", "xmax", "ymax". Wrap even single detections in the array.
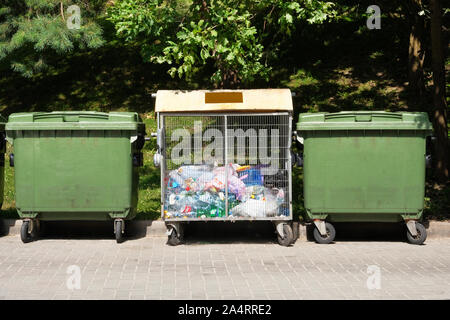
[{"xmin": 0, "ymin": 236, "xmax": 449, "ymax": 300}]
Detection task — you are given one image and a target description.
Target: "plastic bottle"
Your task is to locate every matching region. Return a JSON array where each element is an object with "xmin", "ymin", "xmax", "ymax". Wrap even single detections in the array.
[{"xmin": 168, "ymin": 170, "xmax": 186, "ymax": 188}]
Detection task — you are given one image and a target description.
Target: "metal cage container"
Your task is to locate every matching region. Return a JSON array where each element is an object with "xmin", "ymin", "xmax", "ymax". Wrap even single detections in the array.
[{"xmin": 153, "ymin": 89, "xmax": 295, "ymax": 246}]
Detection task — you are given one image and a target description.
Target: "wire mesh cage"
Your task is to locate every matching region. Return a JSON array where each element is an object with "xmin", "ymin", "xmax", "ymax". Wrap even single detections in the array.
[{"xmin": 159, "ymin": 112, "xmax": 292, "ymax": 221}]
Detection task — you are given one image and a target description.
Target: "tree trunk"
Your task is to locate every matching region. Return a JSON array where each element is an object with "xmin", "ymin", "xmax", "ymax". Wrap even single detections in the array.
[
  {"xmin": 430, "ymin": 0, "xmax": 448, "ymax": 183},
  {"xmin": 407, "ymin": 0, "xmax": 426, "ymax": 106}
]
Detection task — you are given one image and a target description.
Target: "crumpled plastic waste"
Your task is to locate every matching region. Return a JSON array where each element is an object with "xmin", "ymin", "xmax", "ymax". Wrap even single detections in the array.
[
  {"xmin": 238, "ymin": 167, "xmax": 264, "ymax": 186},
  {"xmin": 230, "ymin": 198, "xmax": 279, "ymax": 218},
  {"xmin": 204, "ymin": 174, "xmax": 246, "ymax": 201},
  {"xmin": 164, "ymin": 163, "xmax": 287, "ymax": 219}
]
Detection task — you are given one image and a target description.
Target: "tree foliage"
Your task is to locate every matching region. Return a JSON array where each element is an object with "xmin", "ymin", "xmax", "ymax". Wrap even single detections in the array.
[
  {"xmin": 0, "ymin": 0, "xmax": 105, "ymax": 77},
  {"xmin": 107, "ymin": 0, "xmax": 336, "ymax": 87}
]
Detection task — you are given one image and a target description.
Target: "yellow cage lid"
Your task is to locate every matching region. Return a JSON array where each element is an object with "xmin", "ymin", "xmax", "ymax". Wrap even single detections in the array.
[{"xmin": 155, "ymin": 89, "xmax": 293, "ymax": 112}]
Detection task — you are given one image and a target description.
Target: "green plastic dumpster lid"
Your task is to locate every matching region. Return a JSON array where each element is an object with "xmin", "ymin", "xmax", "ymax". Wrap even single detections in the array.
[
  {"xmin": 6, "ymin": 111, "xmax": 145, "ymax": 131},
  {"xmin": 296, "ymin": 111, "xmax": 433, "ymax": 132}
]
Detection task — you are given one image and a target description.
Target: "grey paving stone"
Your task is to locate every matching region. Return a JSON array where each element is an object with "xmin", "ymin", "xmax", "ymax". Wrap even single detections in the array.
[{"xmin": 0, "ymin": 237, "xmax": 449, "ymax": 299}]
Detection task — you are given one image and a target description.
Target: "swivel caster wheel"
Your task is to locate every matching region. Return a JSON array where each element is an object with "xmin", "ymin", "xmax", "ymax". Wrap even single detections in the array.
[
  {"xmin": 406, "ymin": 222, "xmax": 427, "ymax": 245},
  {"xmin": 313, "ymin": 221, "xmax": 336, "ymax": 244},
  {"xmin": 277, "ymin": 223, "xmax": 294, "ymax": 247},
  {"xmin": 114, "ymin": 219, "xmax": 125, "ymax": 244},
  {"xmin": 20, "ymin": 220, "xmax": 36, "ymax": 244},
  {"xmin": 167, "ymin": 226, "xmax": 182, "ymax": 246}
]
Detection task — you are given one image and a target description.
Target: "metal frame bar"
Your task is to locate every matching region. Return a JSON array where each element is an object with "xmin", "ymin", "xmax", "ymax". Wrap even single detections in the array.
[
  {"xmin": 165, "ymin": 217, "xmax": 292, "ymax": 222},
  {"xmin": 159, "ymin": 112, "xmax": 293, "ymax": 222},
  {"xmin": 159, "ymin": 113, "xmax": 166, "ymax": 220},
  {"xmin": 224, "ymin": 115, "xmax": 229, "ymax": 218},
  {"xmin": 159, "ymin": 112, "xmax": 290, "ymax": 117},
  {"xmin": 288, "ymin": 115, "xmax": 293, "ymax": 218}
]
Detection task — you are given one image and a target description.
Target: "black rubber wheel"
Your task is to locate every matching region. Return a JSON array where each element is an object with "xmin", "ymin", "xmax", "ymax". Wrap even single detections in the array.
[
  {"xmin": 167, "ymin": 227, "xmax": 182, "ymax": 246},
  {"xmin": 277, "ymin": 224, "xmax": 294, "ymax": 247},
  {"xmin": 20, "ymin": 220, "xmax": 33, "ymax": 243},
  {"xmin": 313, "ymin": 222, "xmax": 336, "ymax": 244},
  {"xmin": 406, "ymin": 222, "xmax": 427, "ymax": 245},
  {"xmin": 115, "ymin": 220, "xmax": 124, "ymax": 244}
]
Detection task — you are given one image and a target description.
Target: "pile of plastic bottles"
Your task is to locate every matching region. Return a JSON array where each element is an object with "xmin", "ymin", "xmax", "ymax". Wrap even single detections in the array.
[{"xmin": 163, "ymin": 163, "xmax": 287, "ymax": 219}]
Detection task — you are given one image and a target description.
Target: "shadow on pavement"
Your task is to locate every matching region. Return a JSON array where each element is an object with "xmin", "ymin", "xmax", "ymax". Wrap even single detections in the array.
[
  {"xmin": 182, "ymin": 221, "xmax": 279, "ymax": 245},
  {"xmin": 2, "ymin": 219, "xmax": 412, "ymax": 244},
  {"xmin": 184, "ymin": 221, "xmax": 407, "ymax": 245},
  {"xmin": 32, "ymin": 221, "xmax": 150, "ymax": 242},
  {"xmin": 305, "ymin": 222, "xmax": 407, "ymax": 243}
]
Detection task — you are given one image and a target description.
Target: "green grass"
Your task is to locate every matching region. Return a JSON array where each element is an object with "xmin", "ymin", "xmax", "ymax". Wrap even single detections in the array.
[{"xmin": 424, "ymin": 182, "xmax": 450, "ymax": 221}]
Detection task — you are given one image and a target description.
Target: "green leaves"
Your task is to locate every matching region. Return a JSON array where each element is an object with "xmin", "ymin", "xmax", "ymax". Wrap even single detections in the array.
[
  {"xmin": 276, "ymin": 0, "xmax": 335, "ymax": 33},
  {"xmin": 286, "ymin": 12, "xmax": 294, "ymax": 24},
  {"xmin": 0, "ymin": 0, "xmax": 106, "ymax": 77},
  {"xmin": 106, "ymin": 0, "xmax": 178, "ymax": 42},
  {"xmin": 107, "ymin": 0, "xmax": 336, "ymax": 86},
  {"xmin": 0, "ymin": 0, "xmax": 338, "ymax": 80}
]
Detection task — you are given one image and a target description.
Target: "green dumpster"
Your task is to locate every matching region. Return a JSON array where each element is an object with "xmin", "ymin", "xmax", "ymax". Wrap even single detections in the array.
[
  {"xmin": 297, "ymin": 111, "xmax": 433, "ymax": 244},
  {"xmin": 6, "ymin": 112, "xmax": 145, "ymax": 243},
  {"xmin": 0, "ymin": 115, "xmax": 6, "ymax": 210}
]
